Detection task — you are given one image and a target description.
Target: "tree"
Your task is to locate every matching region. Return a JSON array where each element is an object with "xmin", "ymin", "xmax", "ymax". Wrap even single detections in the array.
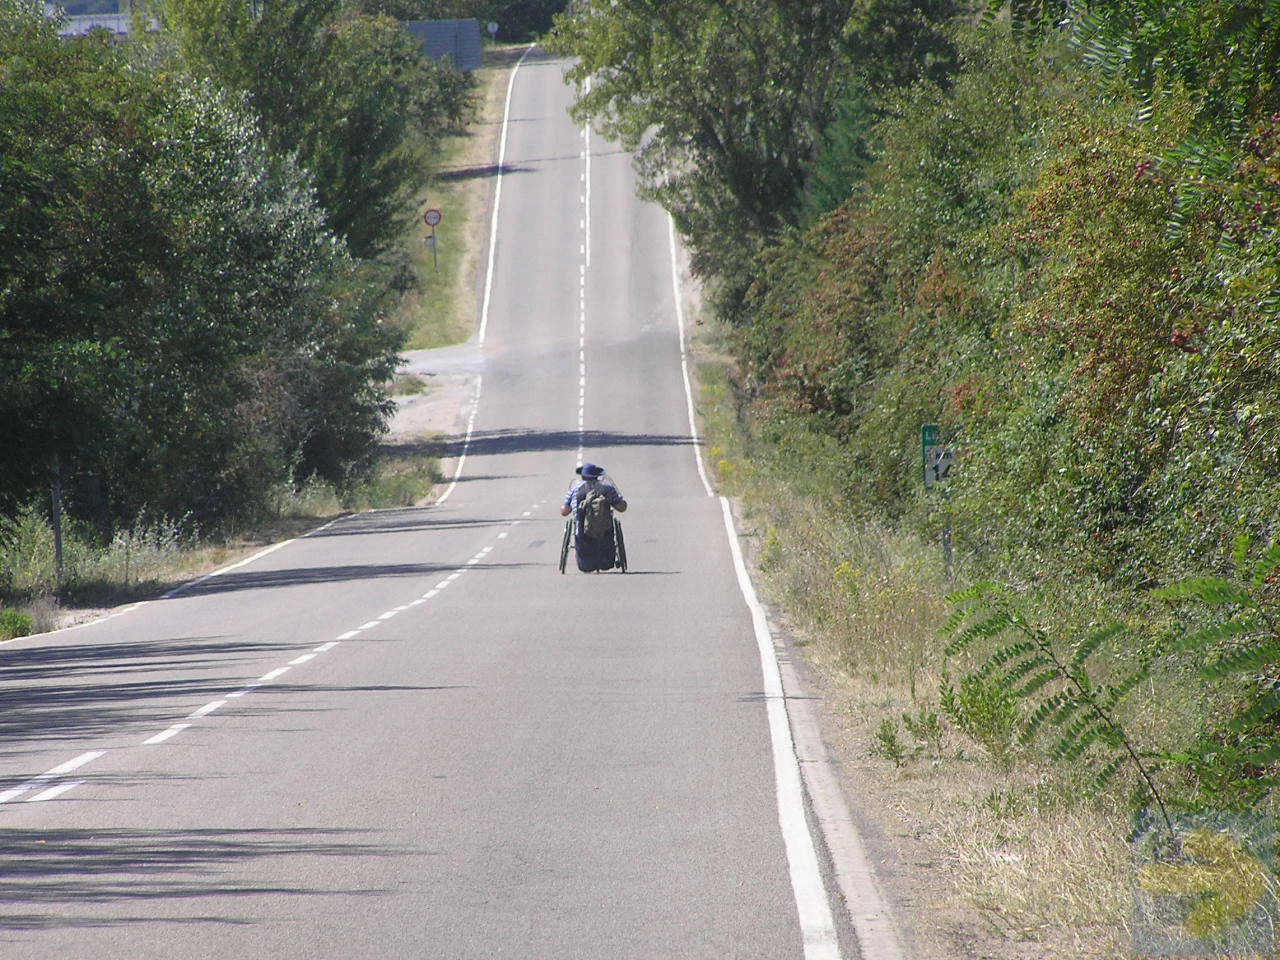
[
  {"xmin": 0, "ymin": 0, "xmax": 401, "ymax": 526},
  {"xmin": 163, "ymin": 0, "xmax": 474, "ymax": 257},
  {"xmin": 546, "ymin": 0, "xmax": 859, "ymax": 314}
]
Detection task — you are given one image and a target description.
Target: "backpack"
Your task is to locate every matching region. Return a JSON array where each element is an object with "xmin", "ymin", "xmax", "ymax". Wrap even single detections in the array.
[{"xmin": 579, "ymin": 484, "xmax": 613, "ymax": 540}]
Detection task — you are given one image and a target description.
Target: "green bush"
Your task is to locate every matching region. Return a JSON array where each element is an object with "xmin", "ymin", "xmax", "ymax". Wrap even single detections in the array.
[
  {"xmin": 0, "ymin": 607, "xmax": 34, "ymax": 640},
  {"xmin": 0, "ymin": 503, "xmax": 57, "ymax": 598}
]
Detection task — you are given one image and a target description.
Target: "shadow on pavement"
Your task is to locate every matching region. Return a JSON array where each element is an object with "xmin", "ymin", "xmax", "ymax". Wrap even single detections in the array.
[
  {"xmin": 425, "ymin": 427, "xmax": 699, "ymax": 461},
  {"xmin": 0, "ymin": 826, "xmax": 409, "ymax": 931}
]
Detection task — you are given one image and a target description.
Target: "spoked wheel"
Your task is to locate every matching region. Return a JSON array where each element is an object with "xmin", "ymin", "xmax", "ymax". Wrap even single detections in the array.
[
  {"xmin": 559, "ymin": 518, "xmax": 572, "ymax": 574},
  {"xmin": 614, "ymin": 518, "xmax": 627, "ymax": 573}
]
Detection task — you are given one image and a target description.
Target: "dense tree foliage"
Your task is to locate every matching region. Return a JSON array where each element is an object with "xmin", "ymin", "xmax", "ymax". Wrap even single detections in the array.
[
  {"xmin": 547, "ymin": 0, "xmax": 957, "ymax": 314},
  {"xmin": 163, "ymin": 0, "xmax": 475, "ymax": 258},
  {"xmin": 1, "ymin": 0, "xmax": 400, "ymax": 529}
]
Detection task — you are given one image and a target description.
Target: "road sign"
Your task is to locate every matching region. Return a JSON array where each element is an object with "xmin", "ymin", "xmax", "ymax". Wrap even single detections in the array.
[
  {"xmin": 423, "ymin": 208, "xmax": 442, "ymax": 227},
  {"xmin": 922, "ymin": 423, "xmax": 954, "ymax": 488}
]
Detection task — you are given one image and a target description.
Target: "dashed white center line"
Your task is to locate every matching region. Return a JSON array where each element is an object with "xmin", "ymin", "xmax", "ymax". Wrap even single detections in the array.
[
  {"xmin": 0, "ymin": 751, "xmax": 105, "ymax": 804},
  {"xmin": 27, "ymin": 780, "xmax": 84, "ymax": 803},
  {"xmin": 144, "ymin": 724, "xmax": 190, "ymax": 746},
  {"xmin": 8, "ymin": 506, "xmax": 539, "ymax": 806}
]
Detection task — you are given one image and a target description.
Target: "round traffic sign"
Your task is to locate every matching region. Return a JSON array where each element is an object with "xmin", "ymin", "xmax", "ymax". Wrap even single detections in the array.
[{"xmin": 423, "ymin": 208, "xmax": 442, "ymax": 227}]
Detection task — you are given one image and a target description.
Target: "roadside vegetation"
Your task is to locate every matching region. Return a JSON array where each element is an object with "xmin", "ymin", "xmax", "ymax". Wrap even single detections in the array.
[
  {"xmin": 0, "ymin": 0, "xmax": 533, "ymax": 624},
  {"xmin": 550, "ymin": 1, "xmax": 1280, "ymax": 955}
]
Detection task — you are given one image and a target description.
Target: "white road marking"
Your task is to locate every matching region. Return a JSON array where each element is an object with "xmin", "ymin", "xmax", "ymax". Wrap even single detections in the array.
[
  {"xmin": 338, "ymin": 631, "xmax": 359, "ymax": 640},
  {"xmin": 0, "ymin": 751, "xmax": 105, "ymax": 804},
  {"xmin": 377, "ymin": 611, "xmax": 398, "ymax": 620},
  {"xmin": 258, "ymin": 667, "xmax": 290, "ymax": 683},
  {"xmin": 359, "ymin": 620, "xmax": 381, "ymax": 630},
  {"xmin": 478, "ymin": 43, "xmax": 533, "ymax": 346},
  {"xmin": 144, "ymin": 724, "xmax": 190, "ymax": 746},
  {"xmin": 719, "ymin": 497, "xmax": 841, "ymax": 960},
  {"xmin": 669, "ymin": 215, "xmax": 714, "ymax": 497},
  {"xmin": 290, "ymin": 652, "xmax": 318, "ymax": 664},
  {"xmin": 435, "ymin": 375, "xmax": 483, "ymax": 506},
  {"xmin": 163, "ymin": 539, "xmax": 294, "ymax": 599},
  {"xmin": 315, "ymin": 641, "xmax": 339, "ymax": 652},
  {"xmin": 26, "ymin": 780, "xmax": 83, "ymax": 802},
  {"xmin": 188, "ymin": 700, "xmax": 225, "ymax": 719}
]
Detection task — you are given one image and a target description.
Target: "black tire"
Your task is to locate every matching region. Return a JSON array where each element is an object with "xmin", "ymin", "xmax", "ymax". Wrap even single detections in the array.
[
  {"xmin": 614, "ymin": 518, "xmax": 627, "ymax": 573},
  {"xmin": 559, "ymin": 518, "xmax": 571, "ymax": 574}
]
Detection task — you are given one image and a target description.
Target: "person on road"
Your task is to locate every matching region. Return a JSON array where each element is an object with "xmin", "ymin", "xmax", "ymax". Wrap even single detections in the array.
[{"xmin": 560, "ymin": 462, "xmax": 627, "ymax": 572}]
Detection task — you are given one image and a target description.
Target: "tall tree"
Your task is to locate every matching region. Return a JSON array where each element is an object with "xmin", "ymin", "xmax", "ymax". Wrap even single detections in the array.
[
  {"xmin": 546, "ymin": 0, "xmax": 859, "ymax": 312},
  {"xmin": 163, "ymin": 0, "xmax": 472, "ymax": 257}
]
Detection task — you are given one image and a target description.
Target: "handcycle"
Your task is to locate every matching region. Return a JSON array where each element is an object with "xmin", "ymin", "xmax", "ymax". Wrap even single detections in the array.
[{"xmin": 559, "ymin": 515, "xmax": 627, "ymax": 574}]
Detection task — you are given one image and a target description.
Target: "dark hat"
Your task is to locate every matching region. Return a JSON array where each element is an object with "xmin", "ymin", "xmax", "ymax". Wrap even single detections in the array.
[{"xmin": 579, "ymin": 462, "xmax": 604, "ymax": 478}]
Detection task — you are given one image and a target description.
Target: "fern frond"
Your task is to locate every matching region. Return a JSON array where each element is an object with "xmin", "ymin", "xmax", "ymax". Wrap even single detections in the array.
[
  {"xmin": 1022, "ymin": 690, "xmax": 1071, "ymax": 743},
  {"xmin": 1249, "ymin": 542, "xmax": 1280, "ymax": 589},
  {"xmin": 1167, "ymin": 619, "xmax": 1255, "ymax": 653},
  {"xmin": 1225, "ymin": 690, "xmax": 1280, "ymax": 732},
  {"xmin": 944, "ymin": 610, "xmax": 1014, "ymax": 657},
  {"xmin": 1013, "ymin": 668, "xmax": 1062, "ymax": 700},
  {"xmin": 1202, "ymin": 640, "xmax": 1280, "ymax": 680},
  {"xmin": 1092, "ymin": 753, "xmax": 1129, "ymax": 792},
  {"xmin": 1152, "ymin": 576, "xmax": 1253, "ymax": 607},
  {"xmin": 1069, "ymin": 623, "xmax": 1124, "ymax": 670}
]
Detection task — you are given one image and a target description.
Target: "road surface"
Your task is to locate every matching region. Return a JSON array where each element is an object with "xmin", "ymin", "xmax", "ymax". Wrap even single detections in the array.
[{"xmin": 0, "ymin": 49, "xmax": 867, "ymax": 960}]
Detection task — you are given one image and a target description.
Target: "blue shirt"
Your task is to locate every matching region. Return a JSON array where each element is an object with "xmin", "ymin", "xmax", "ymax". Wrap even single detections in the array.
[{"xmin": 563, "ymin": 478, "xmax": 626, "ymax": 515}]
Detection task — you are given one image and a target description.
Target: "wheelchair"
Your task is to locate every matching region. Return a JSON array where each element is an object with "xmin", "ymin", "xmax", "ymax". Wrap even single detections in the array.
[{"xmin": 559, "ymin": 516, "xmax": 627, "ymax": 574}]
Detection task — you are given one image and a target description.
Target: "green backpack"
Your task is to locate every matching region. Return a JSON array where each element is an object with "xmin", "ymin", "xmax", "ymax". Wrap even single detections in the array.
[{"xmin": 580, "ymin": 485, "xmax": 613, "ymax": 540}]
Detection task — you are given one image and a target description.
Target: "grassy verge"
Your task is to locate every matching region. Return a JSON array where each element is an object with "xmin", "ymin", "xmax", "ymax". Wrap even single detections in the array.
[
  {"xmin": 693, "ymin": 319, "xmax": 1134, "ymax": 958},
  {"xmin": 392, "ymin": 44, "xmax": 526, "ymax": 351}
]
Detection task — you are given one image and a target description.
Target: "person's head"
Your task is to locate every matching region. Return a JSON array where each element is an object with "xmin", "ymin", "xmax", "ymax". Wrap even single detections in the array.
[{"xmin": 579, "ymin": 463, "xmax": 605, "ymax": 479}]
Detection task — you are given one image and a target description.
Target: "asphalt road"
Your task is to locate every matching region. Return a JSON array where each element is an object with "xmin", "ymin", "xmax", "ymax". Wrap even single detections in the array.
[{"xmin": 0, "ymin": 50, "xmax": 853, "ymax": 959}]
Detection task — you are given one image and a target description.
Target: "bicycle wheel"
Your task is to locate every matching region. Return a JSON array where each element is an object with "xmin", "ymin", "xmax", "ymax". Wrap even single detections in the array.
[
  {"xmin": 614, "ymin": 518, "xmax": 627, "ymax": 573},
  {"xmin": 559, "ymin": 518, "xmax": 571, "ymax": 574}
]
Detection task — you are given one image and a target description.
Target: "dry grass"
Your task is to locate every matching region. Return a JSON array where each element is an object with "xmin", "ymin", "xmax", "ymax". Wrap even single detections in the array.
[
  {"xmin": 691, "ymin": 325, "xmax": 1138, "ymax": 958},
  {"xmin": 393, "ymin": 45, "xmax": 523, "ymax": 350}
]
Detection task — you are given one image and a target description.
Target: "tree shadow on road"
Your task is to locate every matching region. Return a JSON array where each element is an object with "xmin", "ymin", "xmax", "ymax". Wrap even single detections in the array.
[{"xmin": 0, "ymin": 825, "xmax": 413, "ymax": 932}]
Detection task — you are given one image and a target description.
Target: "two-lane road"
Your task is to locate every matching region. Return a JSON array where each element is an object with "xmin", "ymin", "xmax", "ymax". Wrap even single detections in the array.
[{"xmin": 0, "ymin": 51, "xmax": 857, "ymax": 959}]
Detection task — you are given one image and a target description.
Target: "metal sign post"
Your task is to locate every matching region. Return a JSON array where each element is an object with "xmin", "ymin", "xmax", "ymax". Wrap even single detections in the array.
[
  {"xmin": 922, "ymin": 423, "xmax": 956, "ymax": 578},
  {"xmin": 424, "ymin": 207, "xmax": 442, "ymax": 271}
]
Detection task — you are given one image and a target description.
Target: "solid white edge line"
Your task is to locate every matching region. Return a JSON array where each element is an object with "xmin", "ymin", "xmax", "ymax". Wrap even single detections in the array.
[
  {"xmin": 669, "ymin": 215, "xmax": 714, "ymax": 497},
  {"xmin": 478, "ymin": 43, "xmax": 534, "ymax": 347},
  {"xmin": 163, "ymin": 538, "xmax": 294, "ymax": 599},
  {"xmin": 719, "ymin": 496, "xmax": 841, "ymax": 960},
  {"xmin": 435, "ymin": 375, "xmax": 483, "ymax": 506},
  {"xmin": 440, "ymin": 42, "xmax": 534, "ymax": 506}
]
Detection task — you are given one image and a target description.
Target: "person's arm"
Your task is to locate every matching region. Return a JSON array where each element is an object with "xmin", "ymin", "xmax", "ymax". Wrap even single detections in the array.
[{"xmin": 561, "ymin": 481, "xmax": 579, "ymax": 517}]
